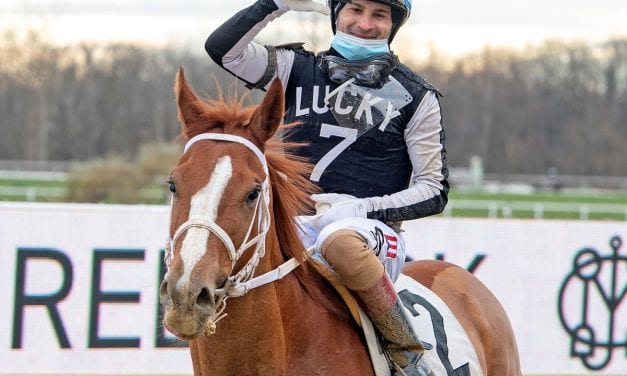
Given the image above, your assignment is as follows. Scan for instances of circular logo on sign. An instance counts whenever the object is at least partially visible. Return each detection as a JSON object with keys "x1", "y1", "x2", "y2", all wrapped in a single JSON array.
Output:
[{"x1": 558, "y1": 235, "x2": 626, "y2": 370}]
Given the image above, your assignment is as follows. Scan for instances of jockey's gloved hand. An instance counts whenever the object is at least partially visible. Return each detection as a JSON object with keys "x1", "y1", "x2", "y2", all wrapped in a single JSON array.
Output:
[
  {"x1": 273, "y1": 0, "x2": 330, "y2": 14},
  {"x1": 309, "y1": 193, "x2": 368, "y2": 231}
]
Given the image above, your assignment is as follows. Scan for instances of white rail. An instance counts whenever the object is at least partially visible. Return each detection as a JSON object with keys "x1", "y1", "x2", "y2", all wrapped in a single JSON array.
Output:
[{"x1": 443, "y1": 199, "x2": 627, "y2": 220}]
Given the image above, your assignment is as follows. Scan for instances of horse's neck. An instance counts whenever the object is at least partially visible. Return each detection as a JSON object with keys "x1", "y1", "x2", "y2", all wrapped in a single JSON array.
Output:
[
  {"x1": 189, "y1": 234, "x2": 374, "y2": 376},
  {"x1": 189, "y1": 250, "x2": 287, "y2": 374},
  {"x1": 265, "y1": 234, "x2": 375, "y2": 375}
]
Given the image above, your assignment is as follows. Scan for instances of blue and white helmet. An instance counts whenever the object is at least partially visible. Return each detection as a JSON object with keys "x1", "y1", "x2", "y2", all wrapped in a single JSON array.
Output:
[{"x1": 327, "y1": 0, "x2": 412, "y2": 42}]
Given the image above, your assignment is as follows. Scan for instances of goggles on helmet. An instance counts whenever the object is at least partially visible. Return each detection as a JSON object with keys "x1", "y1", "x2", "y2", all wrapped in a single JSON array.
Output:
[{"x1": 320, "y1": 53, "x2": 398, "y2": 88}]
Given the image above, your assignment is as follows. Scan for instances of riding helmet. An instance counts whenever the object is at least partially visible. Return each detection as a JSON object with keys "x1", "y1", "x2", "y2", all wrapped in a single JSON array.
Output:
[{"x1": 327, "y1": 0, "x2": 412, "y2": 42}]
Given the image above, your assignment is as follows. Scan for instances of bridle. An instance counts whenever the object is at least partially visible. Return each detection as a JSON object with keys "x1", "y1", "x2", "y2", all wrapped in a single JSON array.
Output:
[{"x1": 164, "y1": 133, "x2": 308, "y2": 333}]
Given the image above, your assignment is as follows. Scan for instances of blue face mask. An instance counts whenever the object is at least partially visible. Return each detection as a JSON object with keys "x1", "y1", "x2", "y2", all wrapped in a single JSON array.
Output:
[{"x1": 331, "y1": 31, "x2": 390, "y2": 61}]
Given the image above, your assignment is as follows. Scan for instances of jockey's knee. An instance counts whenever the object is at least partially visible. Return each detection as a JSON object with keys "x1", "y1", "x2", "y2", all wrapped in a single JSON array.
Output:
[{"x1": 320, "y1": 229, "x2": 384, "y2": 291}]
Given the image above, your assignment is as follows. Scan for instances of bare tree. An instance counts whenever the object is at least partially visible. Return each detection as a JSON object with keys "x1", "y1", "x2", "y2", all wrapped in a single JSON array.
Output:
[{"x1": 1, "y1": 31, "x2": 625, "y2": 177}]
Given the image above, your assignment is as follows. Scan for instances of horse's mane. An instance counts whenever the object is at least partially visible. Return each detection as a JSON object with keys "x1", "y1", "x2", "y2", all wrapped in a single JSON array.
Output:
[
  {"x1": 265, "y1": 130, "x2": 350, "y2": 318},
  {"x1": 185, "y1": 94, "x2": 350, "y2": 320}
]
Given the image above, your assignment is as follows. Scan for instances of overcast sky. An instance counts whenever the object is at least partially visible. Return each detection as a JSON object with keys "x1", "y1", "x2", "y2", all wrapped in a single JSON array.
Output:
[{"x1": 2, "y1": 0, "x2": 627, "y2": 57}]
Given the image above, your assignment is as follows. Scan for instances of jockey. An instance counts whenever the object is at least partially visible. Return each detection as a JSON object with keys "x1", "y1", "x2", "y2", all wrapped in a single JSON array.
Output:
[{"x1": 205, "y1": 0, "x2": 449, "y2": 374}]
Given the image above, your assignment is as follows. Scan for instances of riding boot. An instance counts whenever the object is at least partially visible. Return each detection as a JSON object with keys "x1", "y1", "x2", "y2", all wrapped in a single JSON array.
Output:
[{"x1": 354, "y1": 273, "x2": 432, "y2": 376}]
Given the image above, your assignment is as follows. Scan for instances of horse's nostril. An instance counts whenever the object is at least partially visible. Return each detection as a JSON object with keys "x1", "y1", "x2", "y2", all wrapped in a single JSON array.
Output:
[
  {"x1": 159, "y1": 280, "x2": 172, "y2": 305},
  {"x1": 196, "y1": 287, "x2": 212, "y2": 307}
]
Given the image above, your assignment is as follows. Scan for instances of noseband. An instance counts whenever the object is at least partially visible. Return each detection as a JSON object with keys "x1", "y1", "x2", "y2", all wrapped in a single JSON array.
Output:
[{"x1": 165, "y1": 133, "x2": 307, "y2": 332}]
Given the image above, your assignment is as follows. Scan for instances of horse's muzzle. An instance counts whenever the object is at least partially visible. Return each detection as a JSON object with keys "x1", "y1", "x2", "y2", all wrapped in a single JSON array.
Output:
[{"x1": 159, "y1": 278, "x2": 218, "y2": 339}]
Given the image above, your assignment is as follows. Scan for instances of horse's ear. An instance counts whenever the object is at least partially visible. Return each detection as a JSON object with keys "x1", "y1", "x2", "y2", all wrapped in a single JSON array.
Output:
[
  {"x1": 174, "y1": 67, "x2": 205, "y2": 137},
  {"x1": 249, "y1": 78, "x2": 284, "y2": 147}
]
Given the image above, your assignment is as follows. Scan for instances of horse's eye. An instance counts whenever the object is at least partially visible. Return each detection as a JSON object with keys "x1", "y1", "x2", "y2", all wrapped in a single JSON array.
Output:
[
  {"x1": 246, "y1": 187, "x2": 261, "y2": 203},
  {"x1": 167, "y1": 180, "x2": 176, "y2": 194}
]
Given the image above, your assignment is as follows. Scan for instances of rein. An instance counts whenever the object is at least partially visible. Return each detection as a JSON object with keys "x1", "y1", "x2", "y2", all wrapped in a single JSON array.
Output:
[{"x1": 164, "y1": 133, "x2": 310, "y2": 332}]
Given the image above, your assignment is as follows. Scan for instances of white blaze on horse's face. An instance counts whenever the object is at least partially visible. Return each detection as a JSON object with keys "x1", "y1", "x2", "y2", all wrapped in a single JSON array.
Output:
[{"x1": 177, "y1": 155, "x2": 232, "y2": 290}]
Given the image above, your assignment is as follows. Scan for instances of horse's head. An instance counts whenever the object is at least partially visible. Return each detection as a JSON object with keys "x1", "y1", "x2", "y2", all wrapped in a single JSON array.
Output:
[{"x1": 159, "y1": 68, "x2": 285, "y2": 340}]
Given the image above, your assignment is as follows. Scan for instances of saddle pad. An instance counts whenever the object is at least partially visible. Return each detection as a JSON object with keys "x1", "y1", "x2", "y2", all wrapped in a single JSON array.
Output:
[
  {"x1": 395, "y1": 274, "x2": 484, "y2": 376},
  {"x1": 308, "y1": 257, "x2": 483, "y2": 375}
]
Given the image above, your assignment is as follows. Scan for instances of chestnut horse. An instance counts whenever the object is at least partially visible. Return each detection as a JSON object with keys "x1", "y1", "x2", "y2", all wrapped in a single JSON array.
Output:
[{"x1": 159, "y1": 68, "x2": 521, "y2": 376}]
